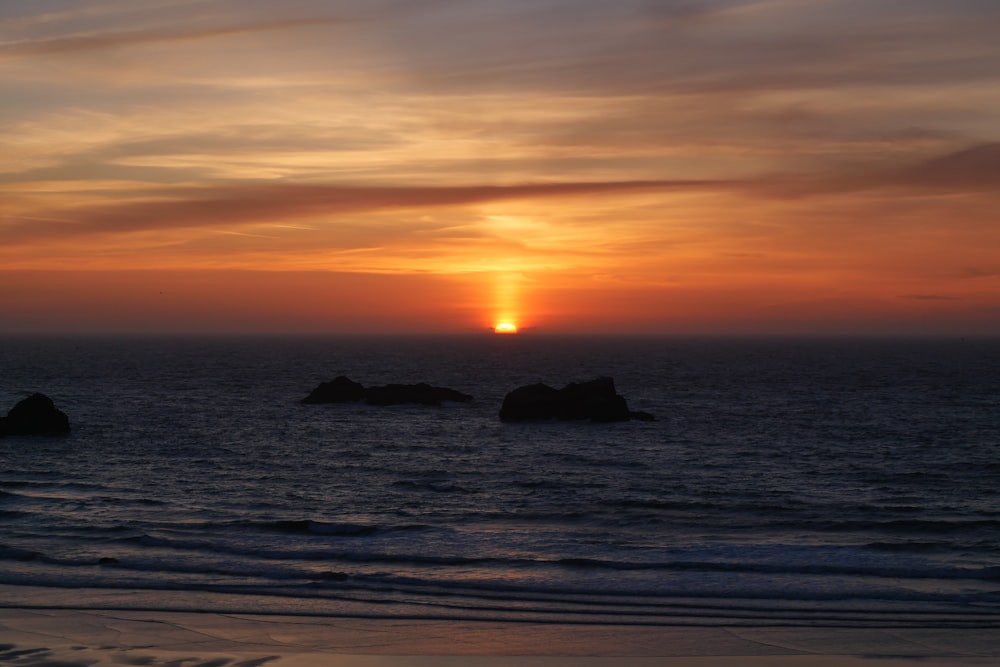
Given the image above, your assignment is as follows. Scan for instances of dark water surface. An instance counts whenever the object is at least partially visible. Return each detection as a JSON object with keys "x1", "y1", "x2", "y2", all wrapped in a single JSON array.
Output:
[{"x1": 1, "y1": 335, "x2": 999, "y2": 627}]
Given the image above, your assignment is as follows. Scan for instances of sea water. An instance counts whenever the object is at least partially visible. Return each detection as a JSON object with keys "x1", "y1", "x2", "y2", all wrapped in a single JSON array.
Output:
[{"x1": 1, "y1": 334, "x2": 999, "y2": 627}]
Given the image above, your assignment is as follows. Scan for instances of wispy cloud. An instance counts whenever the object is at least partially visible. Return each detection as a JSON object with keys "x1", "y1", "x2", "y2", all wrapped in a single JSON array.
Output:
[
  {"x1": 1, "y1": 179, "x2": 731, "y2": 243},
  {"x1": 884, "y1": 143, "x2": 1000, "y2": 192},
  {"x1": 0, "y1": 17, "x2": 350, "y2": 59},
  {"x1": 778, "y1": 143, "x2": 1000, "y2": 197},
  {"x1": 900, "y1": 294, "x2": 961, "y2": 301}
]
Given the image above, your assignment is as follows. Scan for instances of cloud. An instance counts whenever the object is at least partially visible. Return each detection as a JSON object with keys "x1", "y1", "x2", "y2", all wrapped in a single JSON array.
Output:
[
  {"x1": 885, "y1": 143, "x2": 1000, "y2": 192},
  {"x1": 356, "y1": 0, "x2": 1000, "y2": 99},
  {"x1": 899, "y1": 294, "x2": 961, "y2": 301},
  {"x1": 758, "y1": 143, "x2": 1000, "y2": 199},
  {"x1": 0, "y1": 17, "x2": 350, "y2": 59},
  {"x1": 1, "y1": 179, "x2": 731, "y2": 243},
  {"x1": 963, "y1": 267, "x2": 1000, "y2": 278}
]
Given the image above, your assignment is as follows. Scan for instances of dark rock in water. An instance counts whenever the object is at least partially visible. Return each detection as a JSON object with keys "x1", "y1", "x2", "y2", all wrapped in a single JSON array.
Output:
[
  {"x1": 558, "y1": 377, "x2": 630, "y2": 422},
  {"x1": 499, "y1": 376, "x2": 650, "y2": 422},
  {"x1": 497, "y1": 382, "x2": 561, "y2": 421},
  {"x1": 0, "y1": 393, "x2": 71, "y2": 436},
  {"x1": 98, "y1": 557, "x2": 119, "y2": 565},
  {"x1": 302, "y1": 377, "x2": 472, "y2": 406},
  {"x1": 364, "y1": 382, "x2": 473, "y2": 406},
  {"x1": 302, "y1": 376, "x2": 366, "y2": 404}
]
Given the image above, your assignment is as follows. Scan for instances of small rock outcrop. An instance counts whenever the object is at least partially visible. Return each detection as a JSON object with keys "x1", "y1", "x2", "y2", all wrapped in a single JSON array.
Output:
[
  {"x1": 364, "y1": 383, "x2": 473, "y2": 406},
  {"x1": 302, "y1": 376, "x2": 472, "y2": 406},
  {"x1": 0, "y1": 393, "x2": 71, "y2": 436},
  {"x1": 301, "y1": 376, "x2": 366, "y2": 404},
  {"x1": 499, "y1": 376, "x2": 653, "y2": 423}
]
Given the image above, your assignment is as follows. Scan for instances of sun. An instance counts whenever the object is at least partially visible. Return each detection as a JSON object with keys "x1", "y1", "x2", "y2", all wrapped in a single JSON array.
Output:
[{"x1": 494, "y1": 322, "x2": 518, "y2": 334}]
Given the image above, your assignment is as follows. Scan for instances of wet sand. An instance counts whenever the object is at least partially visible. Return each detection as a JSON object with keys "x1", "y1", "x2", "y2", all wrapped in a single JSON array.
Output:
[{"x1": 1, "y1": 609, "x2": 999, "y2": 667}]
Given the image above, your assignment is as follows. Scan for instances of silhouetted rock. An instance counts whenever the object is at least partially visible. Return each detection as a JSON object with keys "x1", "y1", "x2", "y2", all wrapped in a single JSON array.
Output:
[
  {"x1": 559, "y1": 377, "x2": 630, "y2": 422},
  {"x1": 499, "y1": 377, "x2": 651, "y2": 422},
  {"x1": 302, "y1": 377, "x2": 472, "y2": 406},
  {"x1": 0, "y1": 393, "x2": 71, "y2": 436},
  {"x1": 364, "y1": 383, "x2": 473, "y2": 406},
  {"x1": 302, "y1": 376, "x2": 366, "y2": 404},
  {"x1": 497, "y1": 383, "x2": 560, "y2": 421}
]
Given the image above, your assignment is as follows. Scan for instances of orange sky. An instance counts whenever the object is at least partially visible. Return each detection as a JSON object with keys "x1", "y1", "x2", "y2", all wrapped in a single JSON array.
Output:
[{"x1": 2, "y1": 1, "x2": 999, "y2": 334}]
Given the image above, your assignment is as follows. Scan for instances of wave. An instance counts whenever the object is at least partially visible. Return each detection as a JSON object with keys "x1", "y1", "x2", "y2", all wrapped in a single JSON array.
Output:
[
  {"x1": 0, "y1": 484, "x2": 165, "y2": 508},
  {"x1": 4, "y1": 543, "x2": 999, "y2": 607},
  {"x1": 391, "y1": 480, "x2": 476, "y2": 494},
  {"x1": 10, "y1": 529, "x2": 994, "y2": 586},
  {"x1": 111, "y1": 533, "x2": 502, "y2": 567},
  {"x1": 3, "y1": 559, "x2": 999, "y2": 631},
  {"x1": 865, "y1": 540, "x2": 1000, "y2": 554},
  {"x1": 223, "y1": 518, "x2": 433, "y2": 537},
  {"x1": 776, "y1": 518, "x2": 1000, "y2": 534},
  {"x1": 554, "y1": 556, "x2": 1000, "y2": 582},
  {"x1": 0, "y1": 545, "x2": 40, "y2": 561}
]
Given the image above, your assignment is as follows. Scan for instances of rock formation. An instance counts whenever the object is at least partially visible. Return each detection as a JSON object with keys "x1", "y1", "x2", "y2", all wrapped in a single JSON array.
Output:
[
  {"x1": 0, "y1": 393, "x2": 71, "y2": 436},
  {"x1": 499, "y1": 376, "x2": 653, "y2": 422},
  {"x1": 302, "y1": 376, "x2": 472, "y2": 406},
  {"x1": 301, "y1": 376, "x2": 366, "y2": 404},
  {"x1": 363, "y1": 383, "x2": 473, "y2": 406}
]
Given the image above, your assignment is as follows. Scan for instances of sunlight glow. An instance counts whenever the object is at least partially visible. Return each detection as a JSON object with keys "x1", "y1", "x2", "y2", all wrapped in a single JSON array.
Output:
[{"x1": 494, "y1": 322, "x2": 518, "y2": 334}]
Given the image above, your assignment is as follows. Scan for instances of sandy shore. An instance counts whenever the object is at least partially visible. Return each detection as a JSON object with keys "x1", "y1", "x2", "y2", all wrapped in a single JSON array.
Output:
[{"x1": 1, "y1": 608, "x2": 999, "y2": 667}]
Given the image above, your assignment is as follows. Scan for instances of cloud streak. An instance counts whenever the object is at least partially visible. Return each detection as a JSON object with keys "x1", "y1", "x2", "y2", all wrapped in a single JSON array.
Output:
[
  {"x1": 772, "y1": 143, "x2": 1000, "y2": 197},
  {"x1": 885, "y1": 143, "x2": 1000, "y2": 192},
  {"x1": 0, "y1": 17, "x2": 350, "y2": 59},
  {"x1": 2, "y1": 179, "x2": 731, "y2": 243}
]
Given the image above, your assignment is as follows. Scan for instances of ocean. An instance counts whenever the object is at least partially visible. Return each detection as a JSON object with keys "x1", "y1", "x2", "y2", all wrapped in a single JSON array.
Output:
[{"x1": 1, "y1": 334, "x2": 999, "y2": 628}]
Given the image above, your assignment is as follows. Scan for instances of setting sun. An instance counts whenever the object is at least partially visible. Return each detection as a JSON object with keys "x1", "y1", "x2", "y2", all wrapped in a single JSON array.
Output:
[{"x1": 494, "y1": 322, "x2": 518, "y2": 334}]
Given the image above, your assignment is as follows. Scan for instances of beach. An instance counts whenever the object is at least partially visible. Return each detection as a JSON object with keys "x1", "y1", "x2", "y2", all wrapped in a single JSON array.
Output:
[{"x1": 2, "y1": 607, "x2": 999, "y2": 666}]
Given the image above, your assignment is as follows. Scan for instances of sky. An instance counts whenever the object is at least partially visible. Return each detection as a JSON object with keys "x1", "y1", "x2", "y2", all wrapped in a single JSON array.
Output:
[{"x1": 1, "y1": 0, "x2": 999, "y2": 335}]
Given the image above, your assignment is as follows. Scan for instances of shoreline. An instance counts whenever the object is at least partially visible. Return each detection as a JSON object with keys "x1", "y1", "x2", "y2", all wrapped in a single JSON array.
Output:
[{"x1": 2, "y1": 608, "x2": 999, "y2": 667}]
